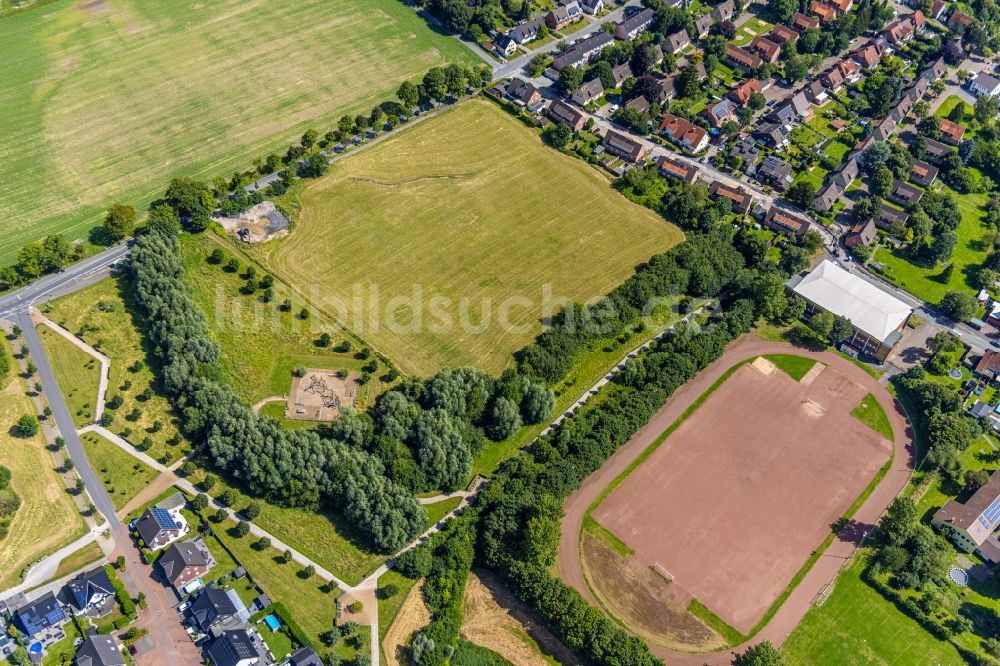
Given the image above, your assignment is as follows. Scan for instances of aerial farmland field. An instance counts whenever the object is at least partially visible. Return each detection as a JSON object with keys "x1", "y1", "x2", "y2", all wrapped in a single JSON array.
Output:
[
  {"x1": 258, "y1": 100, "x2": 683, "y2": 376},
  {"x1": 0, "y1": 0, "x2": 476, "y2": 264}
]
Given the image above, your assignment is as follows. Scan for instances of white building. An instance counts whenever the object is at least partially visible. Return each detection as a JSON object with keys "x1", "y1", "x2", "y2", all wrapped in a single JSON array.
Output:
[{"x1": 970, "y1": 73, "x2": 1000, "y2": 98}]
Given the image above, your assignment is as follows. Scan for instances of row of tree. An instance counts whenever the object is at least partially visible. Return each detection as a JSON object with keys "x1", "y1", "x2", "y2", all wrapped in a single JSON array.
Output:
[{"x1": 129, "y1": 223, "x2": 426, "y2": 553}]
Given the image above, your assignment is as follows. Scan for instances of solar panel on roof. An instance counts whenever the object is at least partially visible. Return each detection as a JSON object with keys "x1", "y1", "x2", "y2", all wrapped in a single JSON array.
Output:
[
  {"x1": 979, "y1": 495, "x2": 1000, "y2": 530},
  {"x1": 151, "y1": 507, "x2": 179, "y2": 530}
]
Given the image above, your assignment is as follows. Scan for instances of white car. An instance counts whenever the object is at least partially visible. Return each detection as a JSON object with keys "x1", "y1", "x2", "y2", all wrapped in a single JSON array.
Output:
[{"x1": 609, "y1": 104, "x2": 619, "y2": 113}]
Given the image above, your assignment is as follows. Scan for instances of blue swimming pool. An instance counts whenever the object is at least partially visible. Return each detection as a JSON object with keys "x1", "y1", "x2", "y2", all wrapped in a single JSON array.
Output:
[{"x1": 264, "y1": 613, "x2": 280, "y2": 631}]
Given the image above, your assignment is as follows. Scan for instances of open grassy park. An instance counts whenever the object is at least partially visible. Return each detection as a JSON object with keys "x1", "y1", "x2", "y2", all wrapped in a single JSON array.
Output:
[
  {"x1": 256, "y1": 100, "x2": 682, "y2": 376},
  {"x1": 0, "y1": 360, "x2": 88, "y2": 590},
  {"x1": 37, "y1": 324, "x2": 101, "y2": 428},
  {"x1": 47, "y1": 276, "x2": 194, "y2": 463},
  {"x1": 0, "y1": 0, "x2": 476, "y2": 264},
  {"x1": 80, "y1": 430, "x2": 159, "y2": 511}
]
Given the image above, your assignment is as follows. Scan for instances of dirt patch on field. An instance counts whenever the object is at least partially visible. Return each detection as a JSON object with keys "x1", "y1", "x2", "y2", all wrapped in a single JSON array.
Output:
[
  {"x1": 213, "y1": 201, "x2": 289, "y2": 244},
  {"x1": 582, "y1": 534, "x2": 724, "y2": 652},
  {"x1": 76, "y1": 0, "x2": 109, "y2": 14},
  {"x1": 462, "y1": 570, "x2": 582, "y2": 666},
  {"x1": 592, "y1": 362, "x2": 892, "y2": 635},
  {"x1": 383, "y1": 581, "x2": 431, "y2": 666}
]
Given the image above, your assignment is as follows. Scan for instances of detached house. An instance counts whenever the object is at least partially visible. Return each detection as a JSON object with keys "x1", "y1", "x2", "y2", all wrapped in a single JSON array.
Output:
[
  {"x1": 65, "y1": 567, "x2": 115, "y2": 616},
  {"x1": 923, "y1": 137, "x2": 953, "y2": 164},
  {"x1": 939, "y1": 117, "x2": 967, "y2": 145},
  {"x1": 187, "y1": 587, "x2": 250, "y2": 637},
  {"x1": 853, "y1": 45, "x2": 881, "y2": 69},
  {"x1": 845, "y1": 220, "x2": 877, "y2": 248},
  {"x1": 510, "y1": 18, "x2": 544, "y2": 44},
  {"x1": 504, "y1": 79, "x2": 541, "y2": 107},
  {"x1": 656, "y1": 156, "x2": 699, "y2": 184},
  {"x1": 76, "y1": 635, "x2": 126, "y2": 666},
  {"x1": 611, "y1": 63, "x2": 633, "y2": 88},
  {"x1": 548, "y1": 100, "x2": 587, "y2": 131},
  {"x1": 753, "y1": 122, "x2": 790, "y2": 148},
  {"x1": 877, "y1": 203, "x2": 909, "y2": 232},
  {"x1": 726, "y1": 44, "x2": 762, "y2": 70},
  {"x1": 616, "y1": 7, "x2": 655, "y2": 39},
  {"x1": 702, "y1": 98, "x2": 738, "y2": 127},
  {"x1": 770, "y1": 24, "x2": 800, "y2": 43},
  {"x1": 792, "y1": 12, "x2": 820, "y2": 31},
  {"x1": 133, "y1": 507, "x2": 187, "y2": 550},
  {"x1": 821, "y1": 66, "x2": 844, "y2": 91},
  {"x1": 873, "y1": 117, "x2": 896, "y2": 141},
  {"x1": 14, "y1": 592, "x2": 66, "y2": 640},
  {"x1": 910, "y1": 160, "x2": 939, "y2": 187},
  {"x1": 572, "y1": 79, "x2": 605, "y2": 105},
  {"x1": 159, "y1": 539, "x2": 213, "y2": 591},
  {"x1": 838, "y1": 58, "x2": 861, "y2": 84},
  {"x1": 694, "y1": 13, "x2": 714, "y2": 37},
  {"x1": 759, "y1": 155, "x2": 794, "y2": 191},
  {"x1": 659, "y1": 113, "x2": 710, "y2": 152},
  {"x1": 810, "y1": 1, "x2": 838, "y2": 22},
  {"x1": 667, "y1": 30, "x2": 691, "y2": 53},
  {"x1": 932, "y1": 471, "x2": 1000, "y2": 561},
  {"x1": 749, "y1": 36, "x2": 782, "y2": 64},
  {"x1": 971, "y1": 73, "x2": 1000, "y2": 98},
  {"x1": 204, "y1": 629, "x2": 263, "y2": 666},
  {"x1": 602, "y1": 130, "x2": 645, "y2": 162},
  {"x1": 813, "y1": 181, "x2": 844, "y2": 212},
  {"x1": 889, "y1": 179, "x2": 925, "y2": 207},
  {"x1": 728, "y1": 79, "x2": 763, "y2": 106},
  {"x1": 580, "y1": 0, "x2": 604, "y2": 14},
  {"x1": 709, "y1": 181, "x2": 753, "y2": 214},
  {"x1": 546, "y1": 2, "x2": 583, "y2": 30},
  {"x1": 950, "y1": 10, "x2": 975, "y2": 28},
  {"x1": 712, "y1": 0, "x2": 736, "y2": 23}
]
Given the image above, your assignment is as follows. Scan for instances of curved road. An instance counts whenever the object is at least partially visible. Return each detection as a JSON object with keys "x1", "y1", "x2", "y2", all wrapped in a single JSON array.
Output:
[{"x1": 557, "y1": 335, "x2": 916, "y2": 665}]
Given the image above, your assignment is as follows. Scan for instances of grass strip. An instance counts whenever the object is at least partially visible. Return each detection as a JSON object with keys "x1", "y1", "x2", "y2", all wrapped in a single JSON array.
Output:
[
  {"x1": 687, "y1": 599, "x2": 746, "y2": 646},
  {"x1": 851, "y1": 393, "x2": 894, "y2": 442},
  {"x1": 583, "y1": 515, "x2": 634, "y2": 558},
  {"x1": 762, "y1": 354, "x2": 816, "y2": 381}
]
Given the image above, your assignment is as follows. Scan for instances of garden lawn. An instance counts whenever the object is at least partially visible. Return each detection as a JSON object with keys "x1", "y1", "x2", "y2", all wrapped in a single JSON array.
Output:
[
  {"x1": 424, "y1": 497, "x2": 462, "y2": 527},
  {"x1": 935, "y1": 95, "x2": 972, "y2": 120},
  {"x1": 0, "y1": 366, "x2": 88, "y2": 589},
  {"x1": 180, "y1": 234, "x2": 383, "y2": 406},
  {"x1": 256, "y1": 99, "x2": 682, "y2": 376},
  {"x1": 81, "y1": 430, "x2": 160, "y2": 511},
  {"x1": 781, "y1": 552, "x2": 965, "y2": 665},
  {"x1": 37, "y1": 324, "x2": 100, "y2": 428},
  {"x1": 47, "y1": 276, "x2": 191, "y2": 464},
  {"x1": 210, "y1": 515, "x2": 338, "y2": 645},
  {"x1": 874, "y1": 189, "x2": 990, "y2": 303},
  {"x1": 0, "y1": 0, "x2": 475, "y2": 264}
]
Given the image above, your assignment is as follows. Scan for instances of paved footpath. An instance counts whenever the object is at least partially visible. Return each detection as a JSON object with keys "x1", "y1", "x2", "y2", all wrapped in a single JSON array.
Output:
[{"x1": 557, "y1": 335, "x2": 916, "y2": 664}]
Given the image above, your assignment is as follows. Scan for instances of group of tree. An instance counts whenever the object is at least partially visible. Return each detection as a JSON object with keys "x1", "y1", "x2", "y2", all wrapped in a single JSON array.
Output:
[
  {"x1": 0, "y1": 463, "x2": 20, "y2": 539},
  {"x1": 0, "y1": 233, "x2": 81, "y2": 292}
]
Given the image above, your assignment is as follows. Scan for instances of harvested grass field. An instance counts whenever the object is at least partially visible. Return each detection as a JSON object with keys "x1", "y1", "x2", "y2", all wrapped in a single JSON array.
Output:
[
  {"x1": 258, "y1": 100, "x2": 682, "y2": 376},
  {"x1": 382, "y1": 579, "x2": 431, "y2": 666},
  {"x1": 461, "y1": 570, "x2": 580, "y2": 666},
  {"x1": 0, "y1": 371, "x2": 88, "y2": 589},
  {"x1": 47, "y1": 276, "x2": 191, "y2": 463},
  {"x1": 0, "y1": 0, "x2": 475, "y2": 264},
  {"x1": 37, "y1": 324, "x2": 100, "y2": 428},
  {"x1": 180, "y1": 234, "x2": 382, "y2": 405},
  {"x1": 81, "y1": 430, "x2": 159, "y2": 511}
]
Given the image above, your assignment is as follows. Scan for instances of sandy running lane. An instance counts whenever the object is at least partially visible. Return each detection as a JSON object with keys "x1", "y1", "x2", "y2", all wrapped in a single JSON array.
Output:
[{"x1": 558, "y1": 335, "x2": 916, "y2": 665}]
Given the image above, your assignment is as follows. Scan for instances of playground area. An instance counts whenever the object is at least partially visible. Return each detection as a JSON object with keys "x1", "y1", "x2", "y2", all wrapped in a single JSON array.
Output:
[
  {"x1": 589, "y1": 360, "x2": 893, "y2": 636},
  {"x1": 285, "y1": 369, "x2": 359, "y2": 421}
]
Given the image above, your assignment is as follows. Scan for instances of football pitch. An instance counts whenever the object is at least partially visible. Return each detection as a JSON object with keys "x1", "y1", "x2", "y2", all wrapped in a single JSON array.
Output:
[
  {"x1": 259, "y1": 100, "x2": 683, "y2": 375},
  {"x1": 0, "y1": 0, "x2": 476, "y2": 264}
]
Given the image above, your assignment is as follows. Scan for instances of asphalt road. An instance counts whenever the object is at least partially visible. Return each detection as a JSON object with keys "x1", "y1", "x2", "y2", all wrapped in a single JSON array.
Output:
[
  {"x1": 14, "y1": 310, "x2": 122, "y2": 531},
  {"x1": 0, "y1": 242, "x2": 130, "y2": 319}
]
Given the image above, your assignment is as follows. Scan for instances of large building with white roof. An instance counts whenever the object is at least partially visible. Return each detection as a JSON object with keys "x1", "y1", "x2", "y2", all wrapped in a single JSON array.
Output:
[{"x1": 788, "y1": 260, "x2": 912, "y2": 362}]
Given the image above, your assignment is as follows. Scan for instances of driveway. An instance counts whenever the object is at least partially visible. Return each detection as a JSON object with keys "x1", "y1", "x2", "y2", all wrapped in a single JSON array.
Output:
[{"x1": 110, "y1": 528, "x2": 201, "y2": 666}]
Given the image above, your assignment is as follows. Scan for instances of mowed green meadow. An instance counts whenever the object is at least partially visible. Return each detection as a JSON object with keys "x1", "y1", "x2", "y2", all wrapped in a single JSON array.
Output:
[
  {"x1": 259, "y1": 100, "x2": 683, "y2": 375},
  {"x1": 0, "y1": 0, "x2": 476, "y2": 263}
]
